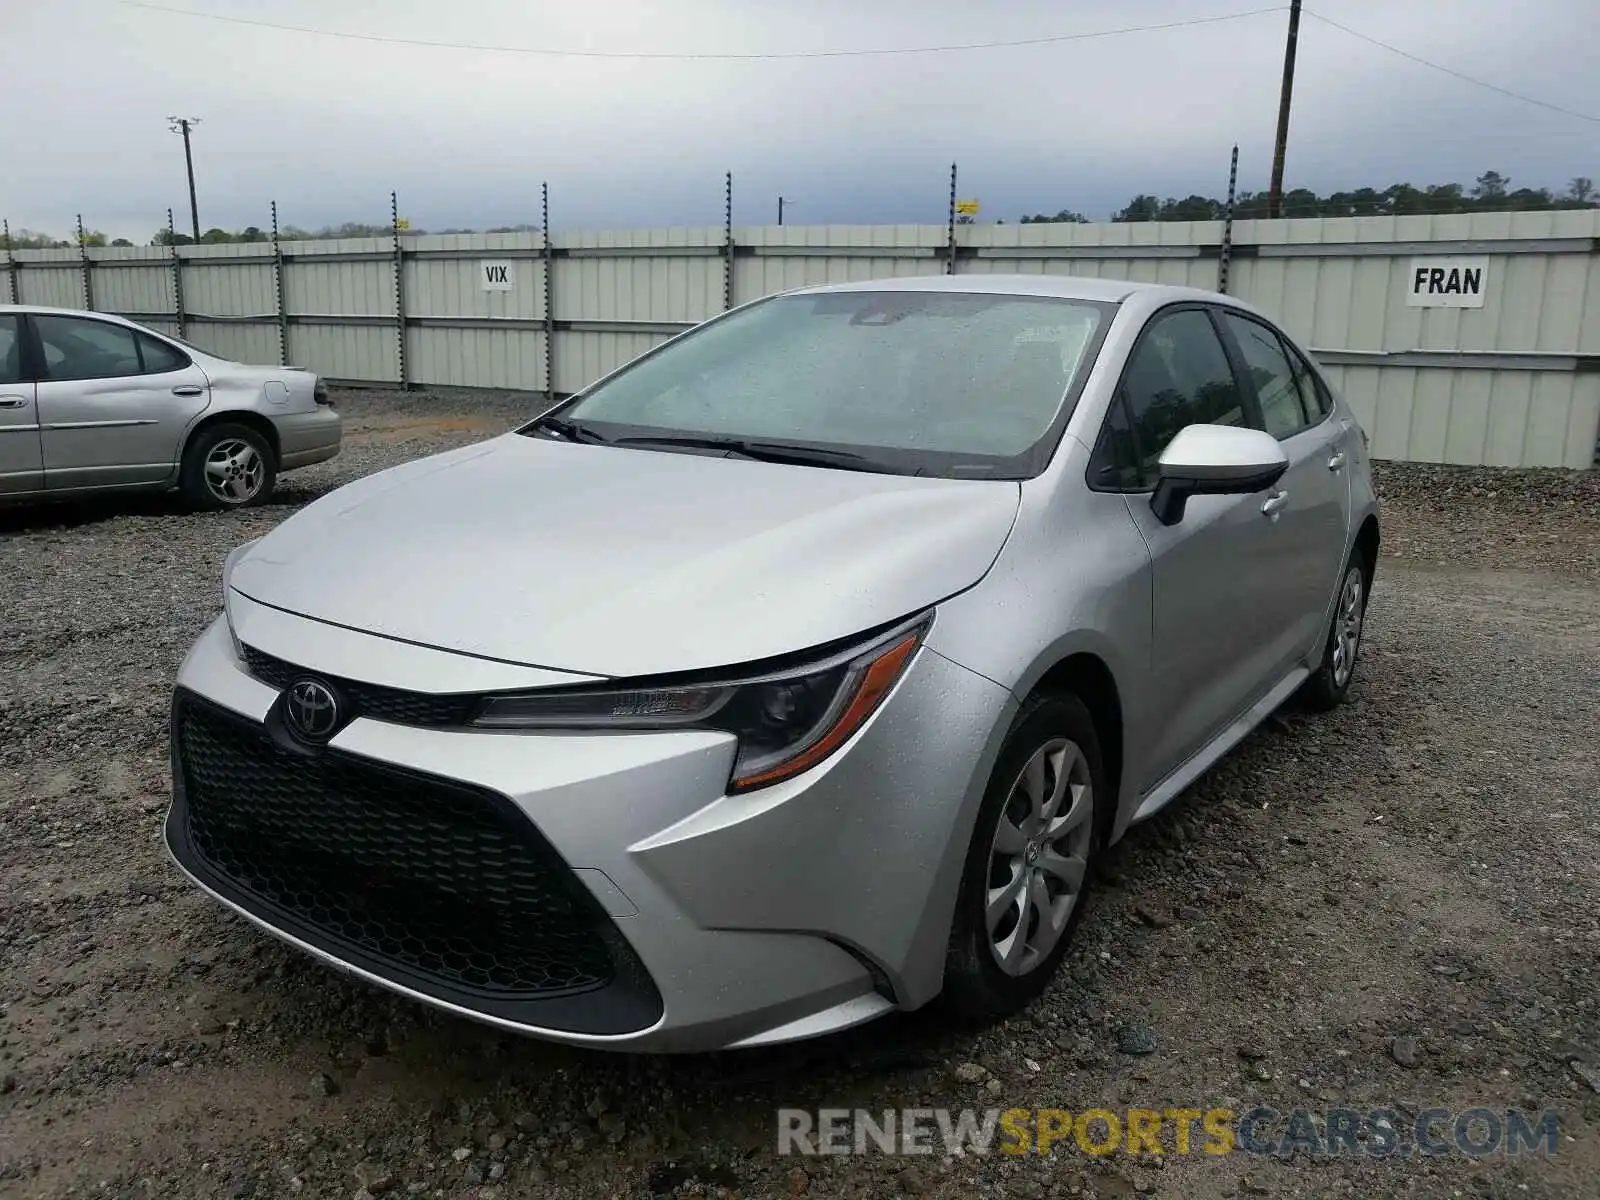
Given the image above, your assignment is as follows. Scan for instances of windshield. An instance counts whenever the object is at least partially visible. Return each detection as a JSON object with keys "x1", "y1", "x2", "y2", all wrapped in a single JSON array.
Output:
[{"x1": 537, "y1": 289, "x2": 1115, "y2": 478}]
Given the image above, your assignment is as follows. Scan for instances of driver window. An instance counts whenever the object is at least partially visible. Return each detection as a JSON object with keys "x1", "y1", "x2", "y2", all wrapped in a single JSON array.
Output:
[
  {"x1": 33, "y1": 315, "x2": 142, "y2": 382},
  {"x1": 1116, "y1": 308, "x2": 1246, "y2": 486}
]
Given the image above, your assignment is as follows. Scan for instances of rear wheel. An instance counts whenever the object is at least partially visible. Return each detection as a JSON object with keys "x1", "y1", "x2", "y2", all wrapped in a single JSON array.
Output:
[
  {"x1": 1298, "y1": 552, "x2": 1370, "y2": 711},
  {"x1": 179, "y1": 423, "x2": 276, "y2": 511},
  {"x1": 942, "y1": 691, "x2": 1104, "y2": 1021}
]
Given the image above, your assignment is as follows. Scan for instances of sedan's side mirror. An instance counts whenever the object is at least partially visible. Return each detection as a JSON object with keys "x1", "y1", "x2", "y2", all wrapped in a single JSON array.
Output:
[{"x1": 1150, "y1": 424, "x2": 1289, "y2": 526}]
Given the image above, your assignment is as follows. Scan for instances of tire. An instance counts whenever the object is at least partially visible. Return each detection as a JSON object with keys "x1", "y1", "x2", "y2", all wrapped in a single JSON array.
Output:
[
  {"x1": 1298, "y1": 549, "x2": 1371, "y2": 712},
  {"x1": 942, "y1": 690, "x2": 1106, "y2": 1022},
  {"x1": 179, "y1": 422, "x2": 277, "y2": 511}
]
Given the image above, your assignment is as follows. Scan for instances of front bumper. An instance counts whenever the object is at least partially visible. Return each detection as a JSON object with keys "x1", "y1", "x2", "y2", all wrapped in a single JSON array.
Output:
[{"x1": 165, "y1": 608, "x2": 1014, "y2": 1052}]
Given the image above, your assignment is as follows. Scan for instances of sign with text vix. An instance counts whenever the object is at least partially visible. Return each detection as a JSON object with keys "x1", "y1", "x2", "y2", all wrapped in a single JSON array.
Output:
[
  {"x1": 1407, "y1": 257, "x2": 1489, "y2": 308},
  {"x1": 479, "y1": 260, "x2": 515, "y2": 292}
]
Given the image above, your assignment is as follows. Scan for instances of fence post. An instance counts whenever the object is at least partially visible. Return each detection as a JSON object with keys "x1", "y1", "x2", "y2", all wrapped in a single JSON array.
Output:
[
  {"x1": 271, "y1": 201, "x2": 288, "y2": 366},
  {"x1": 723, "y1": 171, "x2": 734, "y2": 311},
  {"x1": 391, "y1": 190, "x2": 408, "y2": 389},
  {"x1": 2, "y1": 220, "x2": 17, "y2": 305},
  {"x1": 77, "y1": 214, "x2": 95, "y2": 311},
  {"x1": 1218, "y1": 144, "x2": 1240, "y2": 295},
  {"x1": 945, "y1": 162, "x2": 958, "y2": 275},
  {"x1": 167, "y1": 208, "x2": 186, "y2": 339},
  {"x1": 542, "y1": 181, "x2": 555, "y2": 404}
]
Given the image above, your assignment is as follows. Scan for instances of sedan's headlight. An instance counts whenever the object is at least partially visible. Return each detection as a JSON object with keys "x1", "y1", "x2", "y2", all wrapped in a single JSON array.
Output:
[{"x1": 472, "y1": 614, "x2": 931, "y2": 792}]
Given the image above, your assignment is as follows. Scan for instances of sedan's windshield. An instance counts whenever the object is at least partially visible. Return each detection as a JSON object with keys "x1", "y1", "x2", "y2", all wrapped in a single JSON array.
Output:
[{"x1": 536, "y1": 290, "x2": 1115, "y2": 478}]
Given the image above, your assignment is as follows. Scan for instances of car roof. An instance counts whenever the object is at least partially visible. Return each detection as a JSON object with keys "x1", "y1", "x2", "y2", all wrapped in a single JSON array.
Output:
[
  {"x1": 782, "y1": 273, "x2": 1227, "y2": 306},
  {"x1": 0, "y1": 303, "x2": 147, "y2": 322},
  {"x1": 0, "y1": 304, "x2": 243, "y2": 365}
]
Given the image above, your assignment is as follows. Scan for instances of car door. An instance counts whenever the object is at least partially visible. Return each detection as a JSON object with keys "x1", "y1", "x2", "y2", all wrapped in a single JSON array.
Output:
[
  {"x1": 1214, "y1": 308, "x2": 1352, "y2": 668},
  {"x1": 29, "y1": 313, "x2": 211, "y2": 491},
  {"x1": 1087, "y1": 305, "x2": 1300, "y2": 793},
  {"x1": 0, "y1": 314, "x2": 43, "y2": 494}
]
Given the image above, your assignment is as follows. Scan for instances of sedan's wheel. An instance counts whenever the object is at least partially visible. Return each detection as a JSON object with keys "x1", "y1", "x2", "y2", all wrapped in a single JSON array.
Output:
[
  {"x1": 179, "y1": 423, "x2": 277, "y2": 511},
  {"x1": 943, "y1": 691, "x2": 1104, "y2": 1021},
  {"x1": 985, "y1": 737, "x2": 1093, "y2": 976},
  {"x1": 1298, "y1": 552, "x2": 1370, "y2": 712}
]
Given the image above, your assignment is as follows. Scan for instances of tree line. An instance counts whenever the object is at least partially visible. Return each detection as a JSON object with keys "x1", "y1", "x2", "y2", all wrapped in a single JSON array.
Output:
[
  {"x1": 6, "y1": 172, "x2": 1596, "y2": 247},
  {"x1": 149, "y1": 221, "x2": 542, "y2": 245},
  {"x1": 1019, "y1": 172, "x2": 1598, "y2": 224}
]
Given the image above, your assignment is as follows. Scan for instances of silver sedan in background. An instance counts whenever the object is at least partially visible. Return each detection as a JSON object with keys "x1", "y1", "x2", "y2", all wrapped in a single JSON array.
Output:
[{"x1": 0, "y1": 304, "x2": 341, "y2": 509}]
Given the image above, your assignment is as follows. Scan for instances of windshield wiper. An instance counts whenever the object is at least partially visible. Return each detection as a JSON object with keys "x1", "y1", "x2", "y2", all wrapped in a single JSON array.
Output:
[
  {"x1": 610, "y1": 434, "x2": 892, "y2": 473},
  {"x1": 529, "y1": 415, "x2": 610, "y2": 444}
]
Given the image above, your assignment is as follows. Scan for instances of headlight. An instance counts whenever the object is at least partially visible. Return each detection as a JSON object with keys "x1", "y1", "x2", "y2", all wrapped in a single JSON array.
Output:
[{"x1": 472, "y1": 614, "x2": 931, "y2": 792}]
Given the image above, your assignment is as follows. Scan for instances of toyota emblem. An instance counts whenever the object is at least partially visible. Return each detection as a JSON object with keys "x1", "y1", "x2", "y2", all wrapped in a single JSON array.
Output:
[{"x1": 284, "y1": 679, "x2": 341, "y2": 740}]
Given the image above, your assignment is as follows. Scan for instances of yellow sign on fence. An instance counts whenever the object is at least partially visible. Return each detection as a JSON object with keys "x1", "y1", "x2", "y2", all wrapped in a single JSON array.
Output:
[{"x1": 955, "y1": 199, "x2": 980, "y2": 216}]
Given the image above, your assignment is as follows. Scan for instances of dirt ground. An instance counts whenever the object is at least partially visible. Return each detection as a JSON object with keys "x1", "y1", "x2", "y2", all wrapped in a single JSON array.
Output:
[{"x1": 1, "y1": 390, "x2": 1596, "y2": 1200}]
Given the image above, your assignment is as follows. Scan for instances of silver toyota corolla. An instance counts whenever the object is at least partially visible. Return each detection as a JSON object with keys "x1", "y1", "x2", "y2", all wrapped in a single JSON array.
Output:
[
  {"x1": 0, "y1": 305, "x2": 341, "y2": 509},
  {"x1": 166, "y1": 275, "x2": 1378, "y2": 1052}
]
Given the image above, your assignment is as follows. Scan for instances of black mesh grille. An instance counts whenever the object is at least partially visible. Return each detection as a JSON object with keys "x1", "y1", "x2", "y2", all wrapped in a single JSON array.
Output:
[
  {"x1": 240, "y1": 644, "x2": 477, "y2": 728},
  {"x1": 175, "y1": 694, "x2": 617, "y2": 998}
]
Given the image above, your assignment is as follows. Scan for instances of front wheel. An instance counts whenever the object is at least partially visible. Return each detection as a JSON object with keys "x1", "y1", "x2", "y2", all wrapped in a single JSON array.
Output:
[
  {"x1": 1298, "y1": 554, "x2": 1370, "y2": 711},
  {"x1": 179, "y1": 423, "x2": 277, "y2": 511},
  {"x1": 941, "y1": 691, "x2": 1104, "y2": 1021}
]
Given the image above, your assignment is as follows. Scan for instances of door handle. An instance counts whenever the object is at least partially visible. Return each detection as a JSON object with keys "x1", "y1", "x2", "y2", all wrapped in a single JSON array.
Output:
[
  {"x1": 1261, "y1": 490, "x2": 1290, "y2": 519},
  {"x1": 0, "y1": 396, "x2": 27, "y2": 409},
  {"x1": 1327, "y1": 452, "x2": 1346, "y2": 471},
  {"x1": 171, "y1": 385, "x2": 205, "y2": 397}
]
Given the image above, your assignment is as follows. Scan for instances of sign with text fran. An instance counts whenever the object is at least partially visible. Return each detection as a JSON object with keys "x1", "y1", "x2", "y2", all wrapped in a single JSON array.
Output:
[
  {"x1": 1407, "y1": 257, "x2": 1488, "y2": 308},
  {"x1": 479, "y1": 260, "x2": 515, "y2": 292}
]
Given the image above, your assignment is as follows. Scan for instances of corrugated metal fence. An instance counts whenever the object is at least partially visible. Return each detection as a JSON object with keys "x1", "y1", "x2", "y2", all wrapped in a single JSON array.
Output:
[{"x1": 5, "y1": 211, "x2": 1598, "y2": 468}]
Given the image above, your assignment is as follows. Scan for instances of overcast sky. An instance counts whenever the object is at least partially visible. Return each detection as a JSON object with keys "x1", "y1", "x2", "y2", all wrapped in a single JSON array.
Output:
[{"x1": 3, "y1": 0, "x2": 1597, "y2": 242}]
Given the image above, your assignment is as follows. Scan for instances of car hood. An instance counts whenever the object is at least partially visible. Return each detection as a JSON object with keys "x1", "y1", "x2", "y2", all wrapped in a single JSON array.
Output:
[{"x1": 229, "y1": 433, "x2": 1022, "y2": 677}]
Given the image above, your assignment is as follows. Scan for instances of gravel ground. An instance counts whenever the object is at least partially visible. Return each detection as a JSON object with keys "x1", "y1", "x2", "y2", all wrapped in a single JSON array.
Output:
[{"x1": 2, "y1": 389, "x2": 1597, "y2": 1200}]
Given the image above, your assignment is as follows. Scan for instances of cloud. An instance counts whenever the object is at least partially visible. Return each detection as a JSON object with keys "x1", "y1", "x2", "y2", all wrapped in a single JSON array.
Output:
[{"x1": 2, "y1": 0, "x2": 1595, "y2": 242}]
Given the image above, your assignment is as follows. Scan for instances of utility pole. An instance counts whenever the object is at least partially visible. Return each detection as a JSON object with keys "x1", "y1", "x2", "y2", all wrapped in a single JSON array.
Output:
[
  {"x1": 168, "y1": 116, "x2": 202, "y2": 241},
  {"x1": 1267, "y1": 0, "x2": 1301, "y2": 219},
  {"x1": 777, "y1": 196, "x2": 791, "y2": 225}
]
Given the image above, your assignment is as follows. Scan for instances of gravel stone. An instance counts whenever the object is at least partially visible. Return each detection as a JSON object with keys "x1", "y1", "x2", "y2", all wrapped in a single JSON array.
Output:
[
  {"x1": 1118, "y1": 1026, "x2": 1157, "y2": 1056},
  {"x1": 1, "y1": 388, "x2": 1596, "y2": 1197},
  {"x1": 1390, "y1": 1036, "x2": 1424, "y2": 1069}
]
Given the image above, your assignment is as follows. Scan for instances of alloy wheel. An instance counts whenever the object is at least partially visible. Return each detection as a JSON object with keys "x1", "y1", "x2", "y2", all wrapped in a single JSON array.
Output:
[
  {"x1": 1330, "y1": 566, "x2": 1365, "y2": 688},
  {"x1": 984, "y1": 736, "x2": 1094, "y2": 977},
  {"x1": 204, "y1": 439, "x2": 265, "y2": 505}
]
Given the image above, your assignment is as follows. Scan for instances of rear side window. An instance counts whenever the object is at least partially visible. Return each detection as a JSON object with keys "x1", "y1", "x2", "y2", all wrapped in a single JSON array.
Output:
[
  {"x1": 0, "y1": 316, "x2": 21, "y2": 385},
  {"x1": 33, "y1": 314, "x2": 142, "y2": 381},
  {"x1": 138, "y1": 333, "x2": 189, "y2": 374},
  {"x1": 1093, "y1": 308, "x2": 1246, "y2": 489},
  {"x1": 1221, "y1": 311, "x2": 1313, "y2": 438}
]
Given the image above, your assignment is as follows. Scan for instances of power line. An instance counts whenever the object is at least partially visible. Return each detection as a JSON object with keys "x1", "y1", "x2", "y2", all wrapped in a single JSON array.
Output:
[
  {"x1": 114, "y1": 1, "x2": 1286, "y2": 60},
  {"x1": 1303, "y1": 8, "x2": 1600, "y2": 126}
]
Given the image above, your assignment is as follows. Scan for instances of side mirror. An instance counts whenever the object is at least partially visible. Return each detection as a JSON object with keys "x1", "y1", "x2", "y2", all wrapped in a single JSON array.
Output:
[{"x1": 1150, "y1": 424, "x2": 1288, "y2": 526}]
